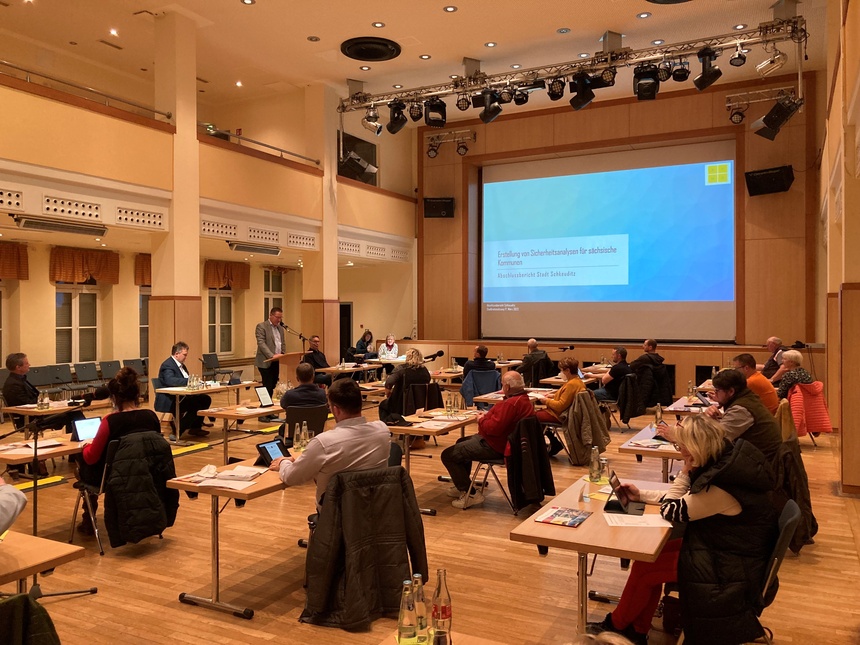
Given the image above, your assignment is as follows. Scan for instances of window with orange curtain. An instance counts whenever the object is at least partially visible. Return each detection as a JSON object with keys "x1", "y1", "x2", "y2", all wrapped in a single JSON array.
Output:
[
  {"x1": 55, "y1": 280, "x2": 99, "y2": 364},
  {"x1": 207, "y1": 287, "x2": 233, "y2": 356}
]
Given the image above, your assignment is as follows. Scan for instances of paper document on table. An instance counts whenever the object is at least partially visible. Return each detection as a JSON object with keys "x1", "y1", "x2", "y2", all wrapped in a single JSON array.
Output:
[
  {"x1": 197, "y1": 479, "x2": 257, "y2": 490},
  {"x1": 215, "y1": 465, "x2": 267, "y2": 481},
  {"x1": 23, "y1": 439, "x2": 62, "y2": 448},
  {"x1": 415, "y1": 420, "x2": 455, "y2": 430},
  {"x1": 235, "y1": 406, "x2": 262, "y2": 414},
  {"x1": 603, "y1": 513, "x2": 672, "y2": 528},
  {"x1": 657, "y1": 443, "x2": 679, "y2": 451},
  {"x1": 629, "y1": 439, "x2": 667, "y2": 448}
]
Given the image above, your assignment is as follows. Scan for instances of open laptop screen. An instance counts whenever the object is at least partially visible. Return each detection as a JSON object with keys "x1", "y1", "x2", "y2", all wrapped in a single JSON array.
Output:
[{"x1": 72, "y1": 417, "x2": 101, "y2": 442}]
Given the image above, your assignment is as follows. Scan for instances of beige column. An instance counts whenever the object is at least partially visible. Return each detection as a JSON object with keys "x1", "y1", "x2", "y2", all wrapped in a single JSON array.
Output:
[
  {"x1": 839, "y1": 123, "x2": 860, "y2": 492},
  {"x1": 149, "y1": 11, "x2": 203, "y2": 371},
  {"x1": 301, "y1": 85, "x2": 340, "y2": 364}
]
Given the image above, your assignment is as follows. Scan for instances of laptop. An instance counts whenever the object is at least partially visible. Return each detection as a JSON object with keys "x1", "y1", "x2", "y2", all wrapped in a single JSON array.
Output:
[
  {"x1": 604, "y1": 470, "x2": 646, "y2": 516},
  {"x1": 72, "y1": 417, "x2": 101, "y2": 442},
  {"x1": 255, "y1": 386, "x2": 275, "y2": 408}
]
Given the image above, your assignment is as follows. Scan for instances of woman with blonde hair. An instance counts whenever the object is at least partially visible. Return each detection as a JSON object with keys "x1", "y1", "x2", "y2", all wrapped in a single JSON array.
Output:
[
  {"x1": 534, "y1": 356, "x2": 585, "y2": 454},
  {"x1": 378, "y1": 333, "x2": 399, "y2": 375},
  {"x1": 775, "y1": 349, "x2": 813, "y2": 399},
  {"x1": 383, "y1": 348, "x2": 432, "y2": 444},
  {"x1": 588, "y1": 415, "x2": 777, "y2": 645}
]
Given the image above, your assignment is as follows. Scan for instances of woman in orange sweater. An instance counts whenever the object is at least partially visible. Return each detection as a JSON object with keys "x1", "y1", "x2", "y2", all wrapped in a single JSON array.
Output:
[{"x1": 535, "y1": 357, "x2": 585, "y2": 455}]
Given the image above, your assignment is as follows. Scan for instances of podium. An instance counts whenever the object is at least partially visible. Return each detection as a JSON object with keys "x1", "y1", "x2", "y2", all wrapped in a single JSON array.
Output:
[{"x1": 265, "y1": 352, "x2": 306, "y2": 383}]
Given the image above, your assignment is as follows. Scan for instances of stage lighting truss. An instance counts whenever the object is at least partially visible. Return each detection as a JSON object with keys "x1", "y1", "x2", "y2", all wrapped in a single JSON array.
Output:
[
  {"x1": 725, "y1": 86, "x2": 799, "y2": 127},
  {"x1": 425, "y1": 129, "x2": 476, "y2": 158},
  {"x1": 339, "y1": 16, "x2": 808, "y2": 121}
]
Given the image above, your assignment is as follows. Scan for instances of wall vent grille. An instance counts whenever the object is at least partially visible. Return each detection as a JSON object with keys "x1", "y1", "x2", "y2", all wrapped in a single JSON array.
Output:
[
  {"x1": 116, "y1": 207, "x2": 165, "y2": 229},
  {"x1": 43, "y1": 195, "x2": 101, "y2": 220},
  {"x1": 288, "y1": 233, "x2": 317, "y2": 250},
  {"x1": 0, "y1": 187, "x2": 24, "y2": 212},
  {"x1": 248, "y1": 227, "x2": 279, "y2": 244},
  {"x1": 338, "y1": 240, "x2": 361, "y2": 256},
  {"x1": 201, "y1": 220, "x2": 238, "y2": 238}
]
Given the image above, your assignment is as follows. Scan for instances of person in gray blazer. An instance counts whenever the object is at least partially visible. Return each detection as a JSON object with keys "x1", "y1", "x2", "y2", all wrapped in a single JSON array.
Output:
[{"x1": 255, "y1": 306, "x2": 287, "y2": 398}]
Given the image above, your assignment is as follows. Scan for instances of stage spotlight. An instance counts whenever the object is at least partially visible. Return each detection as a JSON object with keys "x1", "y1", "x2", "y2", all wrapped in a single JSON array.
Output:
[
  {"x1": 499, "y1": 85, "x2": 514, "y2": 104},
  {"x1": 601, "y1": 67, "x2": 617, "y2": 84},
  {"x1": 424, "y1": 97, "x2": 447, "y2": 128},
  {"x1": 672, "y1": 60, "x2": 691, "y2": 82},
  {"x1": 426, "y1": 143, "x2": 440, "y2": 158},
  {"x1": 456, "y1": 142, "x2": 468, "y2": 156},
  {"x1": 568, "y1": 74, "x2": 595, "y2": 111},
  {"x1": 633, "y1": 64, "x2": 660, "y2": 100},
  {"x1": 455, "y1": 93, "x2": 471, "y2": 111},
  {"x1": 479, "y1": 89, "x2": 502, "y2": 124},
  {"x1": 513, "y1": 89, "x2": 529, "y2": 105},
  {"x1": 729, "y1": 107, "x2": 746, "y2": 124},
  {"x1": 547, "y1": 77, "x2": 566, "y2": 101},
  {"x1": 756, "y1": 48, "x2": 787, "y2": 78},
  {"x1": 656, "y1": 61, "x2": 673, "y2": 82},
  {"x1": 693, "y1": 46, "x2": 722, "y2": 91},
  {"x1": 361, "y1": 105, "x2": 383, "y2": 136},
  {"x1": 386, "y1": 100, "x2": 408, "y2": 134},
  {"x1": 408, "y1": 101, "x2": 423, "y2": 122},
  {"x1": 341, "y1": 151, "x2": 378, "y2": 175},
  {"x1": 729, "y1": 44, "x2": 747, "y2": 67},
  {"x1": 752, "y1": 95, "x2": 803, "y2": 141}
]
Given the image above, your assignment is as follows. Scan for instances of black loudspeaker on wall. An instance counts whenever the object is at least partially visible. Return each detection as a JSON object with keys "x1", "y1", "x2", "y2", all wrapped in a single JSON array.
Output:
[
  {"x1": 744, "y1": 165, "x2": 795, "y2": 196},
  {"x1": 423, "y1": 197, "x2": 455, "y2": 218}
]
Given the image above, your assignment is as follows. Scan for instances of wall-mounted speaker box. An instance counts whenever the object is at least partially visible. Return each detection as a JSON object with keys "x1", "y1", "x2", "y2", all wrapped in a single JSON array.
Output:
[
  {"x1": 744, "y1": 165, "x2": 795, "y2": 196},
  {"x1": 423, "y1": 197, "x2": 455, "y2": 218}
]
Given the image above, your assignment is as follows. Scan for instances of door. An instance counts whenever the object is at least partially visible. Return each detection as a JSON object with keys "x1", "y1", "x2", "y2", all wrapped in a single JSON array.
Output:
[{"x1": 339, "y1": 302, "x2": 353, "y2": 361}]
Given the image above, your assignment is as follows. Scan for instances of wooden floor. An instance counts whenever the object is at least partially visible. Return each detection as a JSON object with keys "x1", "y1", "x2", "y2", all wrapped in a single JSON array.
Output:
[{"x1": 2, "y1": 396, "x2": 859, "y2": 644}]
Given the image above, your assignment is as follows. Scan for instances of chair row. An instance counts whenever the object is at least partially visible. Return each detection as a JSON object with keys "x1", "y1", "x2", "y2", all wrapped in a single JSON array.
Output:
[{"x1": 25, "y1": 359, "x2": 150, "y2": 397}]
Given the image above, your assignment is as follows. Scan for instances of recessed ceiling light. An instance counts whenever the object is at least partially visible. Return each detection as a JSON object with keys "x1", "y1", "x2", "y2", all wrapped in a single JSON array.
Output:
[
  {"x1": 109, "y1": 28, "x2": 118, "y2": 37},
  {"x1": 393, "y1": 84, "x2": 403, "y2": 89},
  {"x1": 652, "y1": 39, "x2": 664, "y2": 46},
  {"x1": 443, "y1": 6, "x2": 457, "y2": 12},
  {"x1": 734, "y1": 24, "x2": 747, "y2": 30},
  {"x1": 637, "y1": 12, "x2": 651, "y2": 19},
  {"x1": 95, "y1": 238, "x2": 101, "y2": 242},
  {"x1": 419, "y1": 54, "x2": 431, "y2": 59},
  {"x1": 199, "y1": 90, "x2": 205, "y2": 93},
  {"x1": 741, "y1": 47, "x2": 751, "y2": 53},
  {"x1": 236, "y1": 80, "x2": 243, "y2": 87},
  {"x1": 140, "y1": 67, "x2": 148, "y2": 72},
  {"x1": 100, "y1": 243, "x2": 107, "y2": 247},
  {"x1": 240, "y1": 0, "x2": 255, "y2": 4},
  {"x1": 371, "y1": 22, "x2": 385, "y2": 28},
  {"x1": 485, "y1": 42, "x2": 497, "y2": 48},
  {"x1": 511, "y1": 64, "x2": 522, "y2": 69},
  {"x1": 557, "y1": 27, "x2": 571, "y2": 34},
  {"x1": 360, "y1": 65, "x2": 371, "y2": 71},
  {"x1": 307, "y1": 35, "x2": 320, "y2": 42},
  {"x1": 69, "y1": 41, "x2": 77, "y2": 46},
  {"x1": 579, "y1": 53, "x2": 589, "y2": 59},
  {"x1": 450, "y1": 74, "x2": 459, "y2": 79}
]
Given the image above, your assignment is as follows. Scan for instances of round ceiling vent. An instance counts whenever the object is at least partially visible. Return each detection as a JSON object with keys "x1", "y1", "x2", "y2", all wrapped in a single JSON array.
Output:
[{"x1": 340, "y1": 37, "x2": 402, "y2": 62}]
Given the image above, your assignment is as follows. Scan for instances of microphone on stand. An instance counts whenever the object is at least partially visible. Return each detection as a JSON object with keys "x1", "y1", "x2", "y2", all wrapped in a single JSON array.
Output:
[
  {"x1": 423, "y1": 350, "x2": 445, "y2": 363},
  {"x1": 73, "y1": 386, "x2": 110, "y2": 407},
  {"x1": 791, "y1": 340, "x2": 806, "y2": 349},
  {"x1": 557, "y1": 344, "x2": 575, "y2": 351}
]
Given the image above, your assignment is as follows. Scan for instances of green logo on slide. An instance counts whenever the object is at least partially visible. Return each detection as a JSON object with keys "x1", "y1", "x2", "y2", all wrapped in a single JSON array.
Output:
[{"x1": 705, "y1": 163, "x2": 730, "y2": 185}]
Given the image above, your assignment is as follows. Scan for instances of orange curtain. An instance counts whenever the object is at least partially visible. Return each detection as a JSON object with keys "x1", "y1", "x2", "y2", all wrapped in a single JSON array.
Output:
[
  {"x1": 0, "y1": 241, "x2": 29, "y2": 279},
  {"x1": 203, "y1": 260, "x2": 250, "y2": 289},
  {"x1": 49, "y1": 246, "x2": 120, "y2": 284},
  {"x1": 134, "y1": 253, "x2": 151, "y2": 286}
]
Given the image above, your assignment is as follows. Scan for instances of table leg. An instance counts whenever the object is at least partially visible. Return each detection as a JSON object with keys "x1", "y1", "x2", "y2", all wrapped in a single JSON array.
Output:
[
  {"x1": 577, "y1": 552, "x2": 588, "y2": 634},
  {"x1": 17, "y1": 577, "x2": 27, "y2": 594},
  {"x1": 403, "y1": 433, "x2": 411, "y2": 472},
  {"x1": 662, "y1": 458, "x2": 669, "y2": 483},
  {"x1": 222, "y1": 419, "x2": 230, "y2": 465},
  {"x1": 175, "y1": 395, "x2": 182, "y2": 437},
  {"x1": 178, "y1": 495, "x2": 254, "y2": 619}
]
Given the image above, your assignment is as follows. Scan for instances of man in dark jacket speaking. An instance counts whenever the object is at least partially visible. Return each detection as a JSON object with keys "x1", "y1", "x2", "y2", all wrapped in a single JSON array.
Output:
[
  {"x1": 441, "y1": 371, "x2": 534, "y2": 509},
  {"x1": 269, "y1": 378, "x2": 389, "y2": 509}
]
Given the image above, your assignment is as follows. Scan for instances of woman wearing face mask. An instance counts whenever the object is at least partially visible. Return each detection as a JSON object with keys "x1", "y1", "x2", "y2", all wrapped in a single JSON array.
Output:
[{"x1": 534, "y1": 357, "x2": 585, "y2": 455}]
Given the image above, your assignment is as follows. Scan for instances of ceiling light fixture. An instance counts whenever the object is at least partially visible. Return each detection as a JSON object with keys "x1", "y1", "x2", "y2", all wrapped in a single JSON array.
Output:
[
  {"x1": 393, "y1": 84, "x2": 403, "y2": 89},
  {"x1": 240, "y1": 0, "x2": 255, "y2": 4},
  {"x1": 656, "y1": 60, "x2": 673, "y2": 81},
  {"x1": 455, "y1": 93, "x2": 471, "y2": 111},
  {"x1": 633, "y1": 64, "x2": 661, "y2": 100},
  {"x1": 734, "y1": 24, "x2": 747, "y2": 30},
  {"x1": 498, "y1": 85, "x2": 514, "y2": 104},
  {"x1": 547, "y1": 77, "x2": 566, "y2": 101},
  {"x1": 652, "y1": 39, "x2": 665, "y2": 46},
  {"x1": 419, "y1": 54, "x2": 431, "y2": 60},
  {"x1": 235, "y1": 81, "x2": 243, "y2": 87},
  {"x1": 426, "y1": 143, "x2": 440, "y2": 158},
  {"x1": 371, "y1": 22, "x2": 385, "y2": 28},
  {"x1": 341, "y1": 151, "x2": 378, "y2": 175},
  {"x1": 456, "y1": 142, "x2": 468, "y2": 156},
  {"x1": 513, "y1": 89, "x2": 529, "y2": 105},
  {"x1": 693, "y1": 46, "x2": 722, "y2": 91},
  {"x1": 443, "y1": 6, "x2": 457, "y2": 12},
  {"x1": 601, "y1": 67, "x2": 617, "y2": 84},
  {"x1": 752, "y1": 95, "x2": 804, "y2": 140},
  {"x1": 424, "y1": 97, "x2": 447, "y2": 127},
  {"x1": 307, "y1": 36, "x2": 320, "y2": 42},
  {"x1": 359, "y1": 65, "x2": 371, "y2": 71},
  {"x1": 579, "y1": 53, "x2": 589, "y2": 59},
  {"x1": 672, "y1": 60, "x2": 691, "y2": 82},
  {"x1": 637, "y1": 12, "x2": 652, "y2": 19},
  {"x1": 568, "y1": 73, "x2": 595, "y2": 111},
  {"x1": 511, "y1": 64, "x2": 521, "y2": 69},
  {"x1": 730, "y1": 43, "x2": 747, "y2": 67},
  {"x1": 478, "y1": 89, "x2": 502, "y2": 124},
  {"x1": 756, "y1": 47, "x2": 787, "y2": 77},
  {"x1": 557, "y1": 28, "x2": 571, "y2": 34},
  {"x1": 386, "y1": 100, "x2": 408, "y2": 134},
  {"x1": 408, "y1": 102, "x2": 423, "y2": 121},
  {"x1": 729, "y1": 107, "x2": 746, "y2": 124},
  {"x1": 361, "y1": 105, "x2": 383, "y2": 135},
  {"x1": 109, "y1": 28, "x2": 118, "y2": 37},
  {"x1": 485, "y1": 42, "x2": 497, "y2": 48}
]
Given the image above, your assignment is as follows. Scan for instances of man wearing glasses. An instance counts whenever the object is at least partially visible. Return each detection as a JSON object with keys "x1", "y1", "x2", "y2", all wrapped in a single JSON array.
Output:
[
  {"x1": 155, "y1": 341, "x2": 212, "y2": 437},
  {"x1": 302, "y1": 335, "x2": 333, "y2": 387}
]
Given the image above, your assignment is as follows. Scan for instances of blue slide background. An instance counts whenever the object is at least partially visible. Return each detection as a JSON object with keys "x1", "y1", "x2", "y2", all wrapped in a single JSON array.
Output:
[{"x1": 482, "y1": 161, "x2": 735, "y2": 303}]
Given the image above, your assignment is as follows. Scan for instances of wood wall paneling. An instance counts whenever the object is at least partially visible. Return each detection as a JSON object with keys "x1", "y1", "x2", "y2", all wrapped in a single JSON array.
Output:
[
  {"x1": 628, "y1": 94, "x2": 715, "y2": 138},
  {"x1": 827, "y1": 292, "x2": 841, "y2": 432},
  {"x1": 552, "y1": 104, "x2": 632, "y2": 147},
  {"x1": 840, "y1": 285, "x2": 860, "y2": 490},
  {"x1": 423, "y1": 254, "x2": 463, "y2": 339},
  {"x1": 744, "y1": 237, "x2": 807, "y2": 344},
  {"x1": 484, "y1": 113, "x2": 555, "y2": 154}
]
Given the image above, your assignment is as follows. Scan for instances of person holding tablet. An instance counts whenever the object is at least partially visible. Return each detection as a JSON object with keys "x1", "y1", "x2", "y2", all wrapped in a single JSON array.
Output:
[{"x1": 587, "y1": 415, "x2": 776, "y2": 645}]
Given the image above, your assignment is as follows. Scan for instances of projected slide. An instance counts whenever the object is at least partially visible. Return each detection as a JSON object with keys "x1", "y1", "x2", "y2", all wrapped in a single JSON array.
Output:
[{"x1": 481, "y1": 150, "x2": 736, "y2": 341}]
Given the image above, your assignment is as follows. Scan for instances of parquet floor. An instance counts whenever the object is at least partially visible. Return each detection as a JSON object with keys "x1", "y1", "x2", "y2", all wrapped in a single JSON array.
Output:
[{"x1": 2, "y1": 400, "x2": 859, "y2": 644}]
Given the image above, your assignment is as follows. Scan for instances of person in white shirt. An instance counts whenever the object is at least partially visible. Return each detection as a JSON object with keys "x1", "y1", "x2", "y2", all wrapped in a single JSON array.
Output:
[
  {"x1": 269, "y1": 378, "x2": 390, "y2": 509},
  {"x1": 0, "y1": 482, "x2": 27, "y2": 533}
]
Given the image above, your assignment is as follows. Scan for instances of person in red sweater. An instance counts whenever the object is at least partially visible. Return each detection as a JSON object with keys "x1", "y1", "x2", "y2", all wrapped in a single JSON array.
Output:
[{"x1": 440, "y1": 370, "x2": 534, "y2": 508}]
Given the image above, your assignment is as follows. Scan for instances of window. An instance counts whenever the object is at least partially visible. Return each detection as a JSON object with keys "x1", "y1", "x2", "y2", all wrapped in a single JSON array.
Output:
[
  {"x1": 208, "y1": 288, "x2": 233, "y2": 355},
  {"x1": 263, "y1": 269, "x2": 283, "y2": 320},
  {"x1": 139, "y1": 288, "x2": 151, "y2": 358},
  {"x1": 56, "y1": 280, "x2": 99, "y2": 364}
]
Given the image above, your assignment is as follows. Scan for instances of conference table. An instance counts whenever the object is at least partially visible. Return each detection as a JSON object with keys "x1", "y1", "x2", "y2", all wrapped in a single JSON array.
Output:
[
  {"x1": 539, "y1": 374, "x2": 599, "y2": 387},
  {"x1": 617, "y1": 424, "x2": 683, "y2": 482},
  {"x1": 510, "y1": 477, "x2": 671, "y2": 634},
  {"x1": 196, "y1": 403, "x2": 282, "y2": 464},
  {"x1": 155, "y1": 381, "x2": 259, "y2": 433},
  {"x1": 167, "y1": 458, "x2": 286, "y2": 619},
  {"x1": 316, "y1": 363, "x2": 380, "y2": 377},
  {"x1": 473, "y1": 388, "x2": 555, "y2": 406},
  {"x1": 0, "y1": 531, "x2": 85, "y2": 593},
  {"x1": 0, "y1": 438, "x2": 83, "y2": 467},
  {"x1": 1, "y1": 399, "x2": 111, "y2": 439},
  {"x1": 665, "y1": 395, "x2": 709, "y2": 418}
]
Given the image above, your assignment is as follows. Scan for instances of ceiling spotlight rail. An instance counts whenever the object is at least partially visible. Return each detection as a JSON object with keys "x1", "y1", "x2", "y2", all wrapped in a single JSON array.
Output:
[
  {"x1": 199, "y1": 123, "x2": 320, "y2": 165},
  {"x1": 337, "y1": 16, "x2": 806, "y2": 114},
  {"x1": 725, "y1": 86, "x2": 797, "y2": 111},
  {"x1": 0, "y1": 58, "x2": 173, "y2": 121}
]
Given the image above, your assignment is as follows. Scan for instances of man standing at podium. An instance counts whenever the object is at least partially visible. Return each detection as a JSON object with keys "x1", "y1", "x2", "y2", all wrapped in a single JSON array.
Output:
[{"x1": 255, "y1": 307, "x2": 286, "y2": 421}]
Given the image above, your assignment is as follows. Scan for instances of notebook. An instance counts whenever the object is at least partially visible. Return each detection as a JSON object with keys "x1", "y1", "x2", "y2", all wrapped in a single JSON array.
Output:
[{"x1": 72, "y1": 417, "x2": 101, "y2": 442}]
